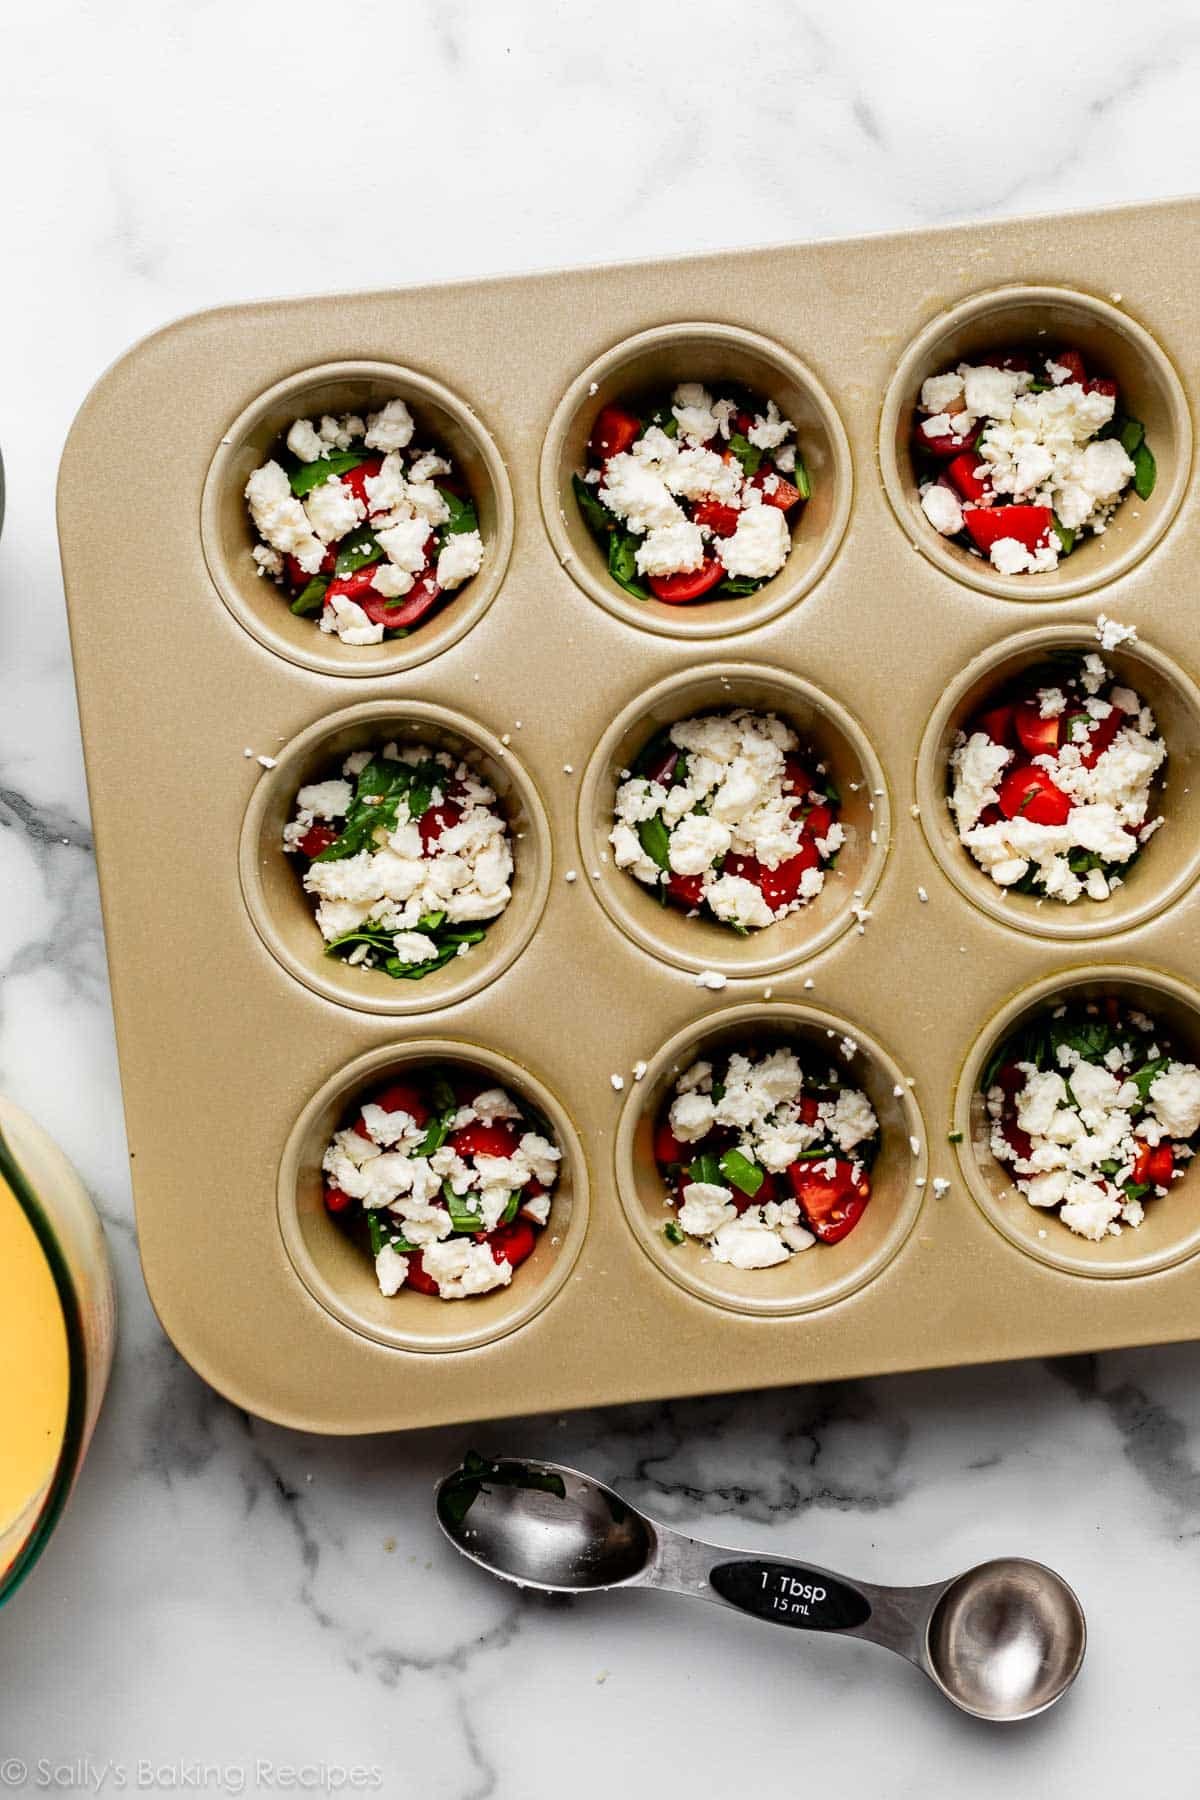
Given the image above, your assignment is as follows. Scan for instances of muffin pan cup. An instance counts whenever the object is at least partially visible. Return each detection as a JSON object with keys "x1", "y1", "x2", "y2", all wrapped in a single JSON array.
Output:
[{"x1": 57, "y1": 197, "x2": 1200, "y2": 1434}]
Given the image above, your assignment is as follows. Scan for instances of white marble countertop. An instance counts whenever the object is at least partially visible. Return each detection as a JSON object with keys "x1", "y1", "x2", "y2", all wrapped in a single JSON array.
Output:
[{"x1": 5, "y1": 1, "x2": 1200, "y2": 1791}]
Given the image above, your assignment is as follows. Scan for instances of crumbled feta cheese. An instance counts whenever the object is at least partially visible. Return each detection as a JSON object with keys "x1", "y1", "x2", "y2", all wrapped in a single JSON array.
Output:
[
  {"x1": 920, "y1": 484, "x2": 963, "y2": 536},
  {"x1": 717, "y1": 505, "x2": 790, "y2": 581},
  {"x1": 437, "y1": 529, "x2": 485, "y2": 590},
  {"x1": 364, "y1": 398, "x2": 415, "y2": 453}
]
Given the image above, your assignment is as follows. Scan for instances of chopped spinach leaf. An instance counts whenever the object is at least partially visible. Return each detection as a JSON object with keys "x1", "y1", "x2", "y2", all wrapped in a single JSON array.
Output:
[
  {"x1": 728, "y1": 432, "x2": 762, "y2": 476},
  {"x1": 289, "y1": 453, "x2": 364, "y2": 498},
  {"x1": 290, "y1": 575, "x2": 330, "y2": 616},
  {"x1": 719, "y1": 1148, "x2": 764, "y2": 1197},
  {"x1": 334, "y1": 525, "x2": 383, "y2": 576},
  {"x1": 1132, "y1": 439, "x2": 1157, "y2": 500},
  {"x1": 637, "y1": 814, "x2": 671, "y2": 871},
  {"x1": 438, "y1": 1452, "x2": 567, "y2": 1530}
]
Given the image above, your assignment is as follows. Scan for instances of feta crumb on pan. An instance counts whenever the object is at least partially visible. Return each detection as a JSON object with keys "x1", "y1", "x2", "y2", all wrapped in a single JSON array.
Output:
[
  {"x1": 322, "y1": 1069, "x2": 560, "y2": 1299},
  {"x1": 611, "y1": 708, "x2": 844, "y2": 931},
  {"x1": 283, "y1": 741, "x2": 512, "y2": 978},
  {"x1": 245, "y1": 404, "x2": 484, "y2": 645},
  {"x1": 912, "y1": 346, "x2": 1155, "y2": 575},
  {"x1": 573, "y1": 383, "x2": 810, "y2": 605},
  {"x1": 947, "y1": 652, "x2": 1166, "y2": 905},
  {"x1": 655, "y1": 1043, "x2": 880, "y2": 1263},
  {"x1": 984, "y1": 999, "x2": 1199, "y2": 1242}
]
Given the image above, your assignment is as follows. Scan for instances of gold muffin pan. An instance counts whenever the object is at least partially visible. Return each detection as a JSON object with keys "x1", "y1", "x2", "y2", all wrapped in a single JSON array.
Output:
[{"x1": 57, "y1": 196, "x2": 1200, "y2": 1432}]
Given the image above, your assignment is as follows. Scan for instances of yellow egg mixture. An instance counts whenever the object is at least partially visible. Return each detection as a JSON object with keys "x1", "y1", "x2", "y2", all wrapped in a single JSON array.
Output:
[{"x1": 0, "y1": 1173, "x2": 69, "y2": 1572}]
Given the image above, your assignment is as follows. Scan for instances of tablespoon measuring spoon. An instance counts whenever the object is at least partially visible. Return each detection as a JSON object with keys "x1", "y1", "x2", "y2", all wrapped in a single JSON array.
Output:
[{"x1": 436, "y1": 1455, "x2": 1085, "y2": 1722}]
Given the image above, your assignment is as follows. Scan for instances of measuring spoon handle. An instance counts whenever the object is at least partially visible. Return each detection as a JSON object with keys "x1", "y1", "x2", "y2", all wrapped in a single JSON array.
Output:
[{"x1": 646, "y1": 1531, "x2": 941, "y2": 1663}]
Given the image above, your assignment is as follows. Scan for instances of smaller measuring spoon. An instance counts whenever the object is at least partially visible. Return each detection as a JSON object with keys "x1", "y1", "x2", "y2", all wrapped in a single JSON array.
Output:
[{"x1": 436, "y1": 1455, "x2": 1085, "y2": 1723}]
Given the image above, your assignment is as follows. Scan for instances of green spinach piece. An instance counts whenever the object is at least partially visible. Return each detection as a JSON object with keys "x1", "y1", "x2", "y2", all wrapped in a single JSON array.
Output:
[
  {"x1": 608, "y1": 528, "x2": 650, "y2": 599},
  {"x1": 289, "y1": 453, "x2": 364, "y2": 498},
  {"x1": 290, "y1": 575, "x2": 330, "y2": 616},
  {"x1": 437, "y1": 1452, "x2": 567, "y2": 1530},
  {"x1": 728, "y1": 432, "x2": 762, "y2": 476},
  {"x1": 637, "y1": 814, "x2": 671, "y2": 871},
  {"x1": 335, "y1": 525, "x2": 383, "y2": 576},
  {"x1": 719, "y1": 1148, "x2": 764, "y2": 1197}
]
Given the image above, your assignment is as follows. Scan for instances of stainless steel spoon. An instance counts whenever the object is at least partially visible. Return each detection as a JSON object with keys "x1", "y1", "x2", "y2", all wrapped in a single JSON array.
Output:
[{"x1": 435, "y1": 1455, "x2": 1086, "y2": 1723}]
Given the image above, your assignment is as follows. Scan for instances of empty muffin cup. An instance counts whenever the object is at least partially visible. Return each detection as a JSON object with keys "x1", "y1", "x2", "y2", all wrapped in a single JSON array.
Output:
[
  {"x1": 201, "y1": 361, "x2": 513, "y2": 676},
  {"x1": 540, "y1": 323, "x2": 851, "y2": 639},
  {"x1": 278, "y1": 1041, "x2": 589, "y2": 1353},
  {"x1": 239, "y1": 701, "x2": 551, "y2": 1015},
  {"x1": 578, "y1": 663, "x2": 888, "y2": 976},
  {"x1": 880, "y1": 286, "x2": 1190, "y2": 600},
  {"x1": 917, "y1": 626, "x2": 1200, "y2": 939},
  {"x1": 616, "y1": 1002, "x2": 926, "y2": 1316},
  {"x1": 955, "y1": 966, "x2": 1200, "y2": 1278}
]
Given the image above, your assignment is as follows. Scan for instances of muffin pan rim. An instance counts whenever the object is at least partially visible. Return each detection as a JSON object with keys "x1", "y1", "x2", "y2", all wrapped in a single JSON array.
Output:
[
  {"x1": 878, "y1": 282, "x2": 1194, "y2": 602},
  {"x1": 614, "y1": 999, "x2": 929, "y2": 1317},
  {"x1": 952, "y1": 962, "x2": 1200, "y2": 1279},
  {"x1": 575, "y1": 660, "x2": 891, "y2": 977},
  {"x1": 915, "y1": 623, "x2": 1200, "y2": 942},
  {"x1": 199, "y1": 357, "x2": 516, "y2": 679},
  {"x1": 537, "y1": 319, "x2": 854, "y2": 640},
  {"x1": 276, "y1": 1038, "x2": 591, "y2": 1353},
  {"x1": 237, "y1": 697, "x2": 554, "y2": 1017}
]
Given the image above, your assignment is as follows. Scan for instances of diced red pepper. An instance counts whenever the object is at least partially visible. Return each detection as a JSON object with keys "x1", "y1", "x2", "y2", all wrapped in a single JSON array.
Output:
[
  {"x1": 1149, "y1": 1145, "x2": 1175, "y2": 1187},
  {"x1": 419, "y1": 801, "x2": 462, "y2": 850},
  {"x1": 666, "y1": 871, "x2": 706, "y2": 910},
  {"x1": 285, "y1": 547, "x2": 336, "y2": 589},
  {"x1": 752, "y1": 469, "x2": 802, "y2": 511},
  {"x1": 358, "y1": 568, "x2": 442, "y2": 630},
  {"x1": 1086, "y1": 377, "x2": 1118, "y2": 399},
  {"x1": 962, "y1": 504, "x2": 1053, "y2": 555},
  {"x1": 450, "y1": 1119, "x2": 520, "y2": 1160},
  {"x1": 654, "y1": 1119, "x2": 692, "y2": 1168},
  {"x1": 488, "y1": 1218, "x2": 537, "y2": 1267},
  {"x1": 977, "y1": 704, "x2": 1015, "y2": 747},
  {"x1": 1132, "y1": 1140, "x2": 1153, "y2": 1185},
  {"x1": 296, "y1": 824, "x2": 338, "y2": 859},
  {"x1": 326, "y1": 566, "x2": 380, "y2": 607},
  {"x1": 762, "y1": 841, "x2": 822, "y2": 909},
  {"x1": 372, "y1": 1081, "x2": 431, "y2": 1125},
  {"x1": 1002, "y1": 1117, "x2": 1033, "y2": 1163},
  {"x1": 1000, "y1": 353, "x2": 1036, "y2": 373},
  {"x1": 997, "y1": 764, "x2": 1072, "y2": 827},
  {"x1": 371, "y1": 1084, "x2": 424, "y2": 1118},
  {"x1": 1079, "y1": 707, "x2": 1124, "y2": 769},
  {"x1": 978, "y1": 803, "x2": 1004, "y2": 826},
  {"x1": 647, "y1": 560, "x2": 726, "y2": 604},
  {"x1": 787, "y1": 1160, "x2": 871, "y2": 1244},
  {"x1": 405, "y1": 1252, "x2": 440, "y2": 1295},
  {"x1": 996, "y1": 1061, "x2": 1026, "y2": 1098},
  {"x1": 588, "y1": 405, "x2": 641, "y2": 463},
  {"x1": 799, "y1": 1096, "x2": 820, "y2": 1126},
  {"x1": 1055, "y1": 349, "x2": 1087, "y2": 386},
  {"x1": 734, "y1": 410, "x2": 755, "y2": 436},
  {"x1": 945, "y1": 452, "x2": 991, "y2": 503},
  {"x1": 1014, "y1": 703, "x2": 1061, "y2": 757},
  {"x1": 801, "y1": 802, "x2": 834, "y2": 844},
  {"x1": 914, "y1": 418, "x2": 981, "y2": 458},
  {"x1": 782, "y1": 756, "x2": 815, "y2": 798},
  {"x1": 692, "y1": 499, "x2": 740, "y2": 538},
  {"x1": 324, "y1": 1185, "x2": 353, "y2": 1215},
  {"x1": 340, "y1": 454, "x2": 384, "y2": 511}
]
